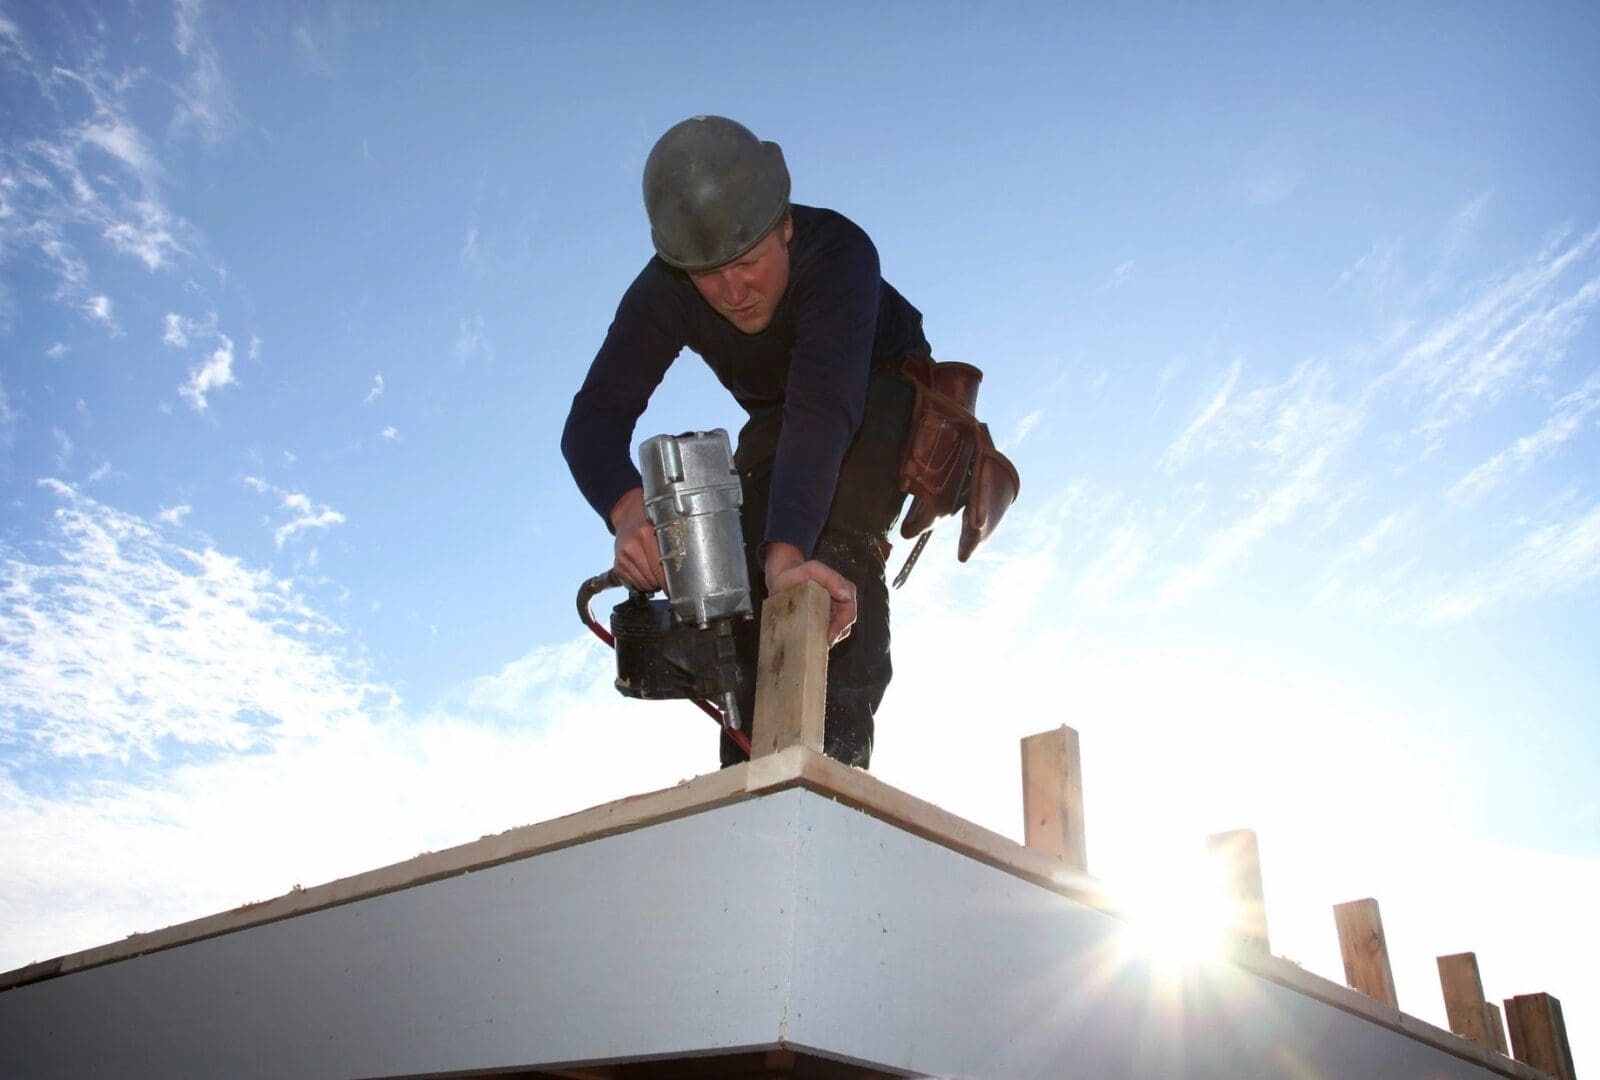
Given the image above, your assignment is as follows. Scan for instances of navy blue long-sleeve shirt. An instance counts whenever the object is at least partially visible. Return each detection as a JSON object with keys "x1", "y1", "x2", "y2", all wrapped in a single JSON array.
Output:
[{"x1": 562, "y1": 204, "x2": 930, "y2": 556}]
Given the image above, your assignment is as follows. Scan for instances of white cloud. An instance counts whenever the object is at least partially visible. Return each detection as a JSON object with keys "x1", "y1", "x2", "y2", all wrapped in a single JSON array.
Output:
[
  {"x1": 453, "y1": 315, "x2": 493, "y2": 364},
  {"x1": 460, "y1": 225, "x2": 484, "y2": 274},
  {"x1": 163, "y1": 310, "x2": 218, "y2": 348},
  {"x1": 86, "y1": 462, "x2": 111, "y2": 483},
  {"x1": 1450, "y1": 371, "x2": 1600, "y2": 503},
  {"x1": 0, "y1": 374, "x2": 18, "y2": 447},
  {"x1": 293, "y1": 23, "x2": 337, "y2": 78},
  {"x1": 156, "y1": 504, "x2": 192, "y2": 526},
  {"x1": 1162, "y1": 356, "x2": 1244, "y2": 472},
  {"x1": 103, "y1": 203, "x2": 185, "y2": 270},
  {"x1": 1422, "y1": 504, "x2": 1600, "y2": 624},
  {"x1": 51, "y1": 427, "x2": 73, "y2": 470},
  {"x1": 82, "y1": 293, "x2": 118, "y2": 332},
  {"x1": 243, "y1": 476, "x2": 346, "y2": 550},
  {"x1": 1381, "y1": 226, "x2": 1600, "y2": 434},
  {"x1": 364, "y1": 373, "x2": 385, "y2": 403},
  {"x1": 179, "y1": 335, "x2": 236, "y2": 411},
  {"x1": 0, "y1": 486, "x2": 704, "y2": 967},
  {"x1": 171, "y1": 0, "x2": 236, "y2": 144},
  {"x1": 1160, "y1": 363, "x2": 1364, "y2": 603},
  {"x1": 45, "y1": 342, "x2": 67, "y2": 358},
  {"x1": 0, "y1": 31, "x2": 201, "y2": 311},
  {"x1": 380, "y1": 426, "x2": 400, "y2": 442},
  {"x1": 0, "y1": 8, "x2": 33, "y2": 69},
  {"x1": 1103, "y1": 258, "x2": 1135, "y2": 290},
  {"x1": 1006, "y1": 408, "x2": 1043, "y2": 449}
]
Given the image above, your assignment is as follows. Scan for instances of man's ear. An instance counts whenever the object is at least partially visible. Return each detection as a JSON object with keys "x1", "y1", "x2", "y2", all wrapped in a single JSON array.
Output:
[{"x1": 781, "y1": 212, "x2": 794, "y2": 245}]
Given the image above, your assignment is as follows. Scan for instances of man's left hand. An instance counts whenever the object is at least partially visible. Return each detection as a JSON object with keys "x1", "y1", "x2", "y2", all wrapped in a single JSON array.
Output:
[{"x1": 764, "y1": 541, "x2": 856, "y2": 646}]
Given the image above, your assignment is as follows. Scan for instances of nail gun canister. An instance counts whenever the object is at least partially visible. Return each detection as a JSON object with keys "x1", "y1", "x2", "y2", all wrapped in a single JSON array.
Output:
[{"x1": 638, "y1": 430, "x2": 754, "y2": 628}]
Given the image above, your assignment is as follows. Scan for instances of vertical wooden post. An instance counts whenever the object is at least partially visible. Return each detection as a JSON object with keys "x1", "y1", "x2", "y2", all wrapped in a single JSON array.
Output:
[
  {"x1": 1483, "y1": 1002, "x2": 1509, "y2": 1056},
  {"x1": 1205, "y1": 829, "x2": 1270, "y2": 954},
  {"x1": 751, "y1": 581, "x2": 830, "y2": 758},
  {"x1": 1437, "y1": 952, "x2": 1492, "y2": 1049},
  {"x1": 1332, "y1": 898, "x2": 1398, "y2": 1007},
  {"x1": 1019, "y1": 725, "x2": 1087, "y2": 872},
  {"x1": 1504, "y1": 993, "x2": 1577, "y2": 1080}
]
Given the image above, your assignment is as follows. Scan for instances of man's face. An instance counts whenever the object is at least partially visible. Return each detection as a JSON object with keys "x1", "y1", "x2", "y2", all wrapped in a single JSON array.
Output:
[{"x1": 688, "y1": 215, "x2": 794, "y2": 334}]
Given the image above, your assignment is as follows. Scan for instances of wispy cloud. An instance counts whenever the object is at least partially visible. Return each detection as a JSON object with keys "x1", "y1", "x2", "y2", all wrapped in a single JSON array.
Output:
[
  {"x1": 3, "y1": 481, "x2": 363, "y2": 761},
  {"x1": 162, "y1": 310, "x2": 218, "y2": 348},
  {"x1": 1006, "y1": 408, "x2": 1043, "y2": 449},
  {"x1": 364, "y1": 373, "x2": 384, "y2": 404},
  {"x1": 1102, "y1": 258, "x2": 1135, "y2": 290},
  {"x1": 454, "y1": 314, "x2": 493, "y2": 364},
  {"x1": 0, "y1": 7, "x2": 33, "y2": 70},
  {"x1": 1382, "y1": 226, "x2": 1600, "y2": 437},
  {"x1": 1161, "y1": 356, "x2": 1244, "y2": 472},
  {"x1": 0, "y1": 486, "x2": 702, "y2": 966},
  {"x1": 170, "y1": 0, "x2": 236, "y2": 143},
  {"x1": 459, "y1": 225, "x2": 484, "y2": 275},
  {"x1": 1450, "y1": 372, "x2": 1600, "y2": 503},
  {"x1": 1422, "y1": 504, "x2": 1600, "y2": 624},
  {"x1": 0, "y1": 11, "x2": 208, "y2": 321},
  {"x1": 179, "y1": 335, "x2": 236, "y2": 411},
  {"x1": 156, "y1": 504, "x2": 192, "y2": 526},
  {"x1": 380, "y1": 426, "x2": 400, "y2": 442},
  {"x1": 293, "y1": 22, "x2": 337, "y2": 78},
  {"x1": 82, "y1": 294, "x2": 118, "y2": 333},
  {"x1": 243, "y1": 476, "x2": 345, "y2": 549},
  {"x1": 1160, "y1": 362, "x2": 1365, "y2": 603},
  {"x1": 0, "y1": 374, "x2": 18, "y2": 448}
]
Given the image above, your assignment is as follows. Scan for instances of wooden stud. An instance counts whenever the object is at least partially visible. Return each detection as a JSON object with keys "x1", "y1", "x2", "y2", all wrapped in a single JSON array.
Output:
[
  {"x1": 1332, "y1": 898, "x2": 1398, "y2": 1008},
  {"x1": 1020, "y1": 725, "x2": 1087, "y2": 872},
  {"x1": 751, "y1": 581, "x2": 831, "y2": 759},
  {"x1": 1504, "y1": 993, "x2": 1577, "y2": 1080},
  {"x1": 1205, "y1": 829, "x2": 1270, "y2": 954},
  {"x1": 1483, "y1": 1001, "x2": 1509, "y2": 1056},
  {"x1": 1436, "y1": 952, "x2": 1491, "y2": 1048}
]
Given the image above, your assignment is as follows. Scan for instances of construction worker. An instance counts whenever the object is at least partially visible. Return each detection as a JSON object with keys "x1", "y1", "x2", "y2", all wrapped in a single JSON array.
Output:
[{"x1": 562, "y1": 115, "x2": 930, "y2": 769}]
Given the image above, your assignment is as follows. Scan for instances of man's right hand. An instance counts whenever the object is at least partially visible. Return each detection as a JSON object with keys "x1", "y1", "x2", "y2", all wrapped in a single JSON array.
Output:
[{"x1": 610, "y1": 487, "x2": 666, "y2": 593}]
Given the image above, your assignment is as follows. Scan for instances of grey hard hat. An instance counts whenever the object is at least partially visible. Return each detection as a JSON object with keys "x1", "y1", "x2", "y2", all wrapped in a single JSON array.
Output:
[{"x1": 643, "y1": 116, "x2": 791, "y2": 272}]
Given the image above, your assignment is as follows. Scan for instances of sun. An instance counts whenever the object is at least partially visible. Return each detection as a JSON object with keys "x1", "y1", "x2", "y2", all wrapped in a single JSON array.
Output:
[{"x1": 1108, "y1": 851, "x2": 1236, "y2": 977}]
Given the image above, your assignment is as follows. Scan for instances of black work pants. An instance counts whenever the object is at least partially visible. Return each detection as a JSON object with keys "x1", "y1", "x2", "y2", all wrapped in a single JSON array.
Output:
[{"x1": 720, "y1": 368, "x2": 914, "y2": 770}]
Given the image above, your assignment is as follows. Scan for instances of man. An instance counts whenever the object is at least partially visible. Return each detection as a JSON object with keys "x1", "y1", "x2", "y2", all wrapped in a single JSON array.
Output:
[{"x1": 562, "y1": 115, "x2": 930, "y2": 769}]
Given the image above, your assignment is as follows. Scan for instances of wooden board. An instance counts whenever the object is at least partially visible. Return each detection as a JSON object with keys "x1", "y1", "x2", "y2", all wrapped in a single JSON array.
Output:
[
  {"x1": 1504, "y1": 993, "x2": 1577, "y2": 1080},
  {"x1": 751, "y1": 581, "x2": 830, "y2": 757},
  {"x1": 1334, "y1": 897, "x2": 1399, "y2": 1007},
  {"x1": 1438, "y1": 952, "x2": 1492, "y2": 1049},
  {"x1": 1019, "y1": 725, "x2": 1088, "y2": 871},
  {"x1": 1207, "y1": 829, "x2": 1271, "y2": 954}
]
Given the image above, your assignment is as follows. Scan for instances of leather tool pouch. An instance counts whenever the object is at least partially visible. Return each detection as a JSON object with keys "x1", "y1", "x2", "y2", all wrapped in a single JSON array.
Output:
[{"x1": 896, "y1": 356, "x2": 1021, "y2": 562}]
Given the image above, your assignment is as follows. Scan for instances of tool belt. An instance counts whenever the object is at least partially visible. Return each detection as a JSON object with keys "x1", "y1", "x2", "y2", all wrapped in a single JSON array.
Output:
[{"x1": 896, "y1": 356, "x2": 1020, "y2": 564}]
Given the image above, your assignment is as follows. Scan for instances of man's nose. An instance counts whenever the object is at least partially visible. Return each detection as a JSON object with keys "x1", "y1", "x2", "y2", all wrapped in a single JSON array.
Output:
[{"x1": 722, "y1": 273, "x2": 749, "y2": 305}]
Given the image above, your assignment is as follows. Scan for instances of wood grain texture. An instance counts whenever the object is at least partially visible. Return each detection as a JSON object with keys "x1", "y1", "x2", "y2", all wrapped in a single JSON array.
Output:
[
  {"x1": 1438, "y1": 952, "x2": 1492, "y2": 1048},
  {"x1": 1019, "y1": 725, "x2": 1088, "y2": 871},
  {"x1": 1504, "y1": 993, "x2": 1577, "y2": 1079},
  {"x1": 1484, "y1": 1001, "x2": 1509, "y2": 1057},
  {"x1": 1333, "y1": 897, "x2": 1398, "y2": 1007},
  {"x1": 1206, "y1": 829, "x2": 1271, "y2": 954},
  {"x1": 751, "y1": 581, "x2": 830, "y2": 758}
]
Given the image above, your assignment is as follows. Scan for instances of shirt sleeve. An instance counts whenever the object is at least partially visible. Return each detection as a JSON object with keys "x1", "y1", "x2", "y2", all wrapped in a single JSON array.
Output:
[
  {"x1": 764, "y1": 221, "x2": 882, "y2": 555},
  {"x1": 561, "y1": 265, "x2": 686, "y2": 529}
]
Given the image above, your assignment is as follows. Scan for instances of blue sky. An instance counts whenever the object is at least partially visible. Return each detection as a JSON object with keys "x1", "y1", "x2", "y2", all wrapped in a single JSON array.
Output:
[{"x1": 2, "y1": 0, "x2": 1598, "y2": 1064}]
